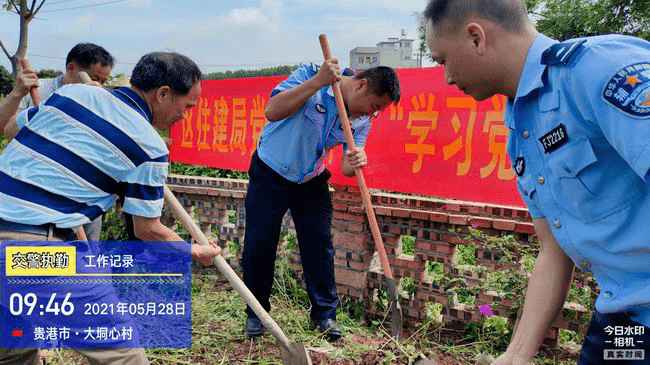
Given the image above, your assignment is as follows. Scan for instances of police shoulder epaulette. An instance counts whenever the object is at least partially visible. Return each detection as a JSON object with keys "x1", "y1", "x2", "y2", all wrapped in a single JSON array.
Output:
[{"x1": 541, "y1": 40, "x2": 587, "y2": 65}]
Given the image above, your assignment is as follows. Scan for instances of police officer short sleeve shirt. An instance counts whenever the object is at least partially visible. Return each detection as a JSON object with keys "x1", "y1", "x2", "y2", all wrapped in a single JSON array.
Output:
[
  {"x1": 506, "y1": 33, "x2": 650, "y2": 327},
  {"x1": 256, "y1": 63, "x2": 371, "y2": 183}
]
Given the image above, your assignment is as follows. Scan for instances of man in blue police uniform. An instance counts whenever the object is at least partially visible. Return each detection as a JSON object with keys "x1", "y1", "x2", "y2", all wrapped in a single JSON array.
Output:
[
  {"x1": 424, "y1": 0, "x2": 650, "y2": 364},
  {"x1": 242, "y1": 60, "x2": 400, "y2": 339}
]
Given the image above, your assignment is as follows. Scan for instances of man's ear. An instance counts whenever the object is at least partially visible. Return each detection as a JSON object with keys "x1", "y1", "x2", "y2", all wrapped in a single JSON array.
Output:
[
  {"x1": 66, "y1": 62, "x2": 78, "y2": 76},
  {"x1": 355, "y1": 77, "x2": 368, "y2": 92},
  {"x1": 155, "y1": 86, "x2": 172, "y2": 103},
  {"x1": 466, "y1": 22, "x2": 486, "y2": 56}
]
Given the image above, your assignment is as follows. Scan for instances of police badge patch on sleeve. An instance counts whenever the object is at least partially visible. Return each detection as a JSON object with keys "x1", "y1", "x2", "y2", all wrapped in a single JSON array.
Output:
[{"x1": 603, "y1": 62, "x2": 650, "y2": 118}]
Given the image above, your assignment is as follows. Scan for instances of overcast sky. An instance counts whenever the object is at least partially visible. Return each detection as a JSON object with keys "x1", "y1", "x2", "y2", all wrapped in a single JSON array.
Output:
[{"x1": 0, "y1": 0, "x2": 436, "y2": 76}]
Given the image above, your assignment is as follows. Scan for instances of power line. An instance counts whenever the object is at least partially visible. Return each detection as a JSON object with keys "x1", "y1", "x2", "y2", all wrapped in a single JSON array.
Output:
[
  {"x1": 25, "y1": 53, "x2": 310, "y2": 69},
  {"x1": 46, "y1": 0, "x2": 78, "y2": 5},
  {"x1": 40, "y1": 0, "x2": 127, "y2": 13}
]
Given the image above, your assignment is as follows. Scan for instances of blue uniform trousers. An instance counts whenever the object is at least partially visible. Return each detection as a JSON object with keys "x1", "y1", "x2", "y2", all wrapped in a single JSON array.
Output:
[
  {"x1": 578, "y1": 310, "x2": 650, "y2": 364},
  {"x1": 241, "y1": 151, "x2": 339, "y2": 322}
]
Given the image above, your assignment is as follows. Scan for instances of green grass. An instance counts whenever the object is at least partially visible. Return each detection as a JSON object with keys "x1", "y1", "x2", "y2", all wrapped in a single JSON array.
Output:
[
  {"x1": 400, "y1": 235, "x2": 415, "y2": 256},
  {"x1": 35, "y1": 183, "x2": 582, "y2": 364},
  {"x1": 40, "y1": 241, "x2": 580, "y2": 365}
]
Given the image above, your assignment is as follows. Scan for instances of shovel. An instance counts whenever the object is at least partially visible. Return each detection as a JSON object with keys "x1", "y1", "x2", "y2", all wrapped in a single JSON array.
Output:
[
  {"x1": 319, "y1": 34, "x2": 403, "y2": 339},
  {"x1": 163, "y1": 186, "x2": 312, "y2": 365}
]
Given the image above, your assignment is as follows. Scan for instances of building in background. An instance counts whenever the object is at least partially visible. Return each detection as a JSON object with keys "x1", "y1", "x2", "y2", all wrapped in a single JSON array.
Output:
[{"x1": 350, "y1": 29, "x2": 418, "y2": 71}]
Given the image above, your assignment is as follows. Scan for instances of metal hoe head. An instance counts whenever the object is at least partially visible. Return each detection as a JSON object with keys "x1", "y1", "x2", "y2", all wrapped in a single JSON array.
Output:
[
  {"x1": 386, "y1": 277, "x2": 403, "y2": 339},
  {"x1": 279, "y1": 341, "x2": 312, "y2": 365}
]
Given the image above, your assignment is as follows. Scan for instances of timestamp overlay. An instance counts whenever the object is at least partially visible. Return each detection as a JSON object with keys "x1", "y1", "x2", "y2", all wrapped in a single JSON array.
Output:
[{"x1": 0, "y1": 240, "x2": 192, "y2": 349}]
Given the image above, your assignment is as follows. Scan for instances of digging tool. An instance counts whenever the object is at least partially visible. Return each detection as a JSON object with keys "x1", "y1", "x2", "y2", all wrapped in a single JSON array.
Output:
[
  {"x1": 163, "y1": 186, "x2": 312, "y2": 365},
  {"x1": 20, "y1": 58, "x2": 41, "y2": 106},
  {"x1": 76, "y1": 70, "x2": 92, "y2": 84},
  {"x1": 319, "y1": 34, "x2": 403, "y2": 339},
  {"x1": 74, "y1": 70, "x2": 94, "y2": 242}
]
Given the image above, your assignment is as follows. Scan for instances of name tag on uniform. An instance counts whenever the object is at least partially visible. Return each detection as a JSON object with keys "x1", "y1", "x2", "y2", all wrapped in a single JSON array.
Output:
[
  {"x1": 315, "y1": 103, "x2": 327, "y2": 113},
  {"x1": 539, "y1": 124, "x2": 568, "y2": 153},
  {"x1": 515, "y1": 157, "x2": 526, "y2": 177}
]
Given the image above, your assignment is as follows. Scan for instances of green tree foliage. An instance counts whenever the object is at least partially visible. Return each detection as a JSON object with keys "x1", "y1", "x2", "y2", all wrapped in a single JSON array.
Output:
[
  {"x1": 528, "y1": 0, "x2": 650, "y2": 40},
  {"x1": 0, "y1": 65, "x2": 12, "y2": 95},
  {"x1": 205, "y1": 65, "x2": 298, "y2": 80},
  {"x1": 36, "y1": 69, "x2": 62, "y2": 79},
  {"x1": 417, "y1": 0, "x2": 650, "y2": 56}
]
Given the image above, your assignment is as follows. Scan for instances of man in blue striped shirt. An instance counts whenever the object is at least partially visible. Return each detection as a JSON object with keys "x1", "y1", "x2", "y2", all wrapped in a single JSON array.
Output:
[
  {"x1": 0, "y1": 52, "x2": 220, "y2": 365},
  {"x1": 0, "y1": 43, "x2": 115, "y2": 241}
]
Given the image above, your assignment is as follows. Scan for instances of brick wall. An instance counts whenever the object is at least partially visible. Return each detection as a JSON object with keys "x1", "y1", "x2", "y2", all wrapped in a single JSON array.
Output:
[{"x1": 164, "y1": 174, "x2": 597, "y2": 347}]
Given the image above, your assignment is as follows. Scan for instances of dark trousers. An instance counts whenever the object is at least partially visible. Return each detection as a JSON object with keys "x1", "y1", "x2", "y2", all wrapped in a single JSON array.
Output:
[
  {"x1": 578, "y1": 310, "x2": 650, "y2": 364},
  {"x1": 241, "y1": 151, "x2": 339, "y2": 322}
]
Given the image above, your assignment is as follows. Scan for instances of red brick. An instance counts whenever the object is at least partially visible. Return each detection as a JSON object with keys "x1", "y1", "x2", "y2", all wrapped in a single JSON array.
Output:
[
  {"x1": 335, "y1": 268, "x2": 368, "y2": 288},
  {"x1": 415, "y1": 239, "x2": 431, "y2": 251},
  {"x1": 348, "y1": 205, "x2": 365, "y2": 214},
  {"x1": 388, "y1": 225, "x2": 401, "y2": 235},
  {"x1": 332, "y1": 211, "x2": 347, "y2": 221},
  {"x1": 448, "y1": 214, "x2": 469, "y2": 225},
  {"x1": 493, "y1": 219, "x2": 516, "y2": 231},
  {"x1": 332, "y1": 221, "x2": 348, "y2": 231},
  {"x1": 393, "y1": 257, "x2": 412, "y2": 268},
  {"x1": 468, "y1": 217, "x2": 492, "y2": 228},
  {"x1": 515, "y1": 222, "x2": 536, "y2": 235},
  {"x1": 334, "y1": 258, "x2": 348, "y2": 267},
  {"x1": 434, "y1": 243, "x2": 455, "y2": 254},
  {"x1": 407, "y1": 259, "x2": 422, "y2": 270},
  {"x1": 467, "y1": 204, "x2": 485, "y2": 215},
  {"x1": 232, "y1": 191, "x2": 245, "y2": 199},
  {"x1": 442, "y1": 233, "x2": 466, "y2": 245},
  {"x1": 333, "y1": 230, "x2": 368, "y2": 250},
  {"x1": 406, "y1": 308, "x2": 421, "y2": 318},
  {"x1": 332, "y1": 201, "x2": 348, "y2": 211},
  {"x1": 477, "y1": 292, "x2": 496, "y2": 303},
  {"x1": 347, "y1": 222, "x2": 365, "y2": 232},
  {"x1": 345, "y1": 185, "x2": 360, "y2": 193},
  {"x1": 331, "y1": 184, "x2": 348, "y2": 192},
  {"x1": 374, "y1": 207, "x2": 392, "y2": 216},
  {"x1": 410, "y1": 210, "x2": 430, "y2": 220},
  {"x1": 445, "y1": 203, "x2": 462, "y2": 212},
  {"x1": 416, "y1": 291, "x2": 431, "y2": 301},
  {"x1": 430, "y1": 212, "x2": 449, "y2": 223},
  {"x1": 392, "y1": 207, "x2": 411, "y2": 218},
  {"x1": 348, "y1": 287, "x2": 364, "y2": 298},
  {"x1": 341, "y1": 212, "x2": 367, "y2": 223},
  {"x1": 349, "y1": 260, "x2": 369, "y2": 271},
  {"x1": 333, "y1": 192, "x2": 362, "y2": 202}
]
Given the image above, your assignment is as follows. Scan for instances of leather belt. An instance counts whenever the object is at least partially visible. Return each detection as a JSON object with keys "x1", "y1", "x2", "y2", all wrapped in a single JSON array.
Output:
[{"x1": 0, "y1": 218, "x2": 78, "y2": 241}]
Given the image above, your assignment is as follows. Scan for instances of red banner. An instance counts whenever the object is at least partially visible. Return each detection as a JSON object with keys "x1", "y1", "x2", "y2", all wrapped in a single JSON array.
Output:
[{"x1": 170, "y1": 67, "x2": 524, "y2": 207}]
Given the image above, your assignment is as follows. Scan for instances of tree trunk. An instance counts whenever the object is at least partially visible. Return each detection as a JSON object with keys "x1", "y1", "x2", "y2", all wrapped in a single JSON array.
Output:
[{"x1": 13, "y1": 0, "x2": 30, "y2": 76}]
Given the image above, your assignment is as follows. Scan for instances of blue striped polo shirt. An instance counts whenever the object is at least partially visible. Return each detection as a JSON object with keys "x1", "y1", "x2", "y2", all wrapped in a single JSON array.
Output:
[{"x1": 0, "y1": 84, "x2": 168, "y2": 229}]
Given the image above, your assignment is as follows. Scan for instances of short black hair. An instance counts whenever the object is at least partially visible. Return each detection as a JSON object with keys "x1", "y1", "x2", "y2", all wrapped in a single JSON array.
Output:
[
  {"x1": 130, "y1": 52, "x2": 202, "y2": 95},
  {"x1": 423, "y1": 0, "x2": 529, "y2": 34},
  {"x1": 66, "y1": 43, "x2": 114, "y2": 69},
  {"x1": 355, "y1": 66, "x2": 401, "y2": 103}
]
